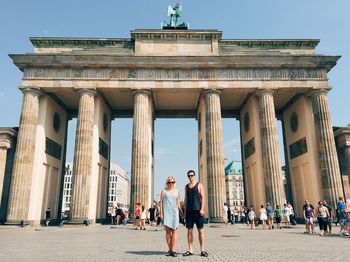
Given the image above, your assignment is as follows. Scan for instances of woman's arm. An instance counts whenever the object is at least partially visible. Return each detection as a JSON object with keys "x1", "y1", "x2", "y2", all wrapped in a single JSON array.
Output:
[{"x1": 159, "y1": 190, "x2": 164, "y2": 219}]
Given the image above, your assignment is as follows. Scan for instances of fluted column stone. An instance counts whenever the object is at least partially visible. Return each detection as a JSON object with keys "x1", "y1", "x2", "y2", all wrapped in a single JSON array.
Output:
[
  {"x1": 204, "y1": 89, "x2": 225, "y2": 222},
  {"x1": 7, "y1": 87, "x2": 41, "y2": 223},
  {"x1": 130, "y1": 90, "x2": 152, "y2": 213},
  {"x1": 257, "y1": 90, "x2": 284, "y2": 208},
  {"x1": 0, "y1": 144, "x2": 10, "y2": 207},
  {"x1": 70, "y1": 88, "x2": 96, "y2": 223},
  {"x1": 311, "y1": 89, "x2": 343, "y2": 204}
]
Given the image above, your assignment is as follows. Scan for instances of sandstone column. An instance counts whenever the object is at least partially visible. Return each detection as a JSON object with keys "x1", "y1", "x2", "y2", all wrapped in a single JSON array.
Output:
[
  {"x1": 0, "y1": 144, "x2": 10, "y2": 205},
  {"x1": 204, "y1": 89, "x2": 225, "y2": 222},
  {"x1": 70, "y1": 89, "x2": 96, "y2": 223},
  {"x1": 130, "y1": 90, "x2": 153, "y2": 213},
  {"x1": 7, "y1": 87, "x2": 41, "y2": 223},
  {"x1": 311, "y1": 89, "x2": 343, "y2": 204},
  {"x1": 257, "y1": 90, "x2": 284, "y2": 208}
]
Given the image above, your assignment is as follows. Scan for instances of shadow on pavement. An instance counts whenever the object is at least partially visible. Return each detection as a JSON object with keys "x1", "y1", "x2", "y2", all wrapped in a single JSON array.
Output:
[{"x1": 125, "y1": 250, "x2": 166, "y2": 256}]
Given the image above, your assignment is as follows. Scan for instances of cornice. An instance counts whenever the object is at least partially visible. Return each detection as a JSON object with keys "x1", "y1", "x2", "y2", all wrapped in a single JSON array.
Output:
[
  {"x1": 30, "y1": 37, "x2": 133, "y2": 48},
  {"x1": 220, "y1": 39, "x2": 319, "y2": 49},
  {"x1": 10, "y1": 54, "x2": 340, "y2": 72},
  {"x1": 130, "y1": 29, "x2": 222, "y2": 41}
]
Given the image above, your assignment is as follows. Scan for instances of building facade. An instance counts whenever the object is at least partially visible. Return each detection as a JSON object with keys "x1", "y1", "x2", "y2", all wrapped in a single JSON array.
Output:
[
  {"x1": 0, "y1": 27, "x2": 345, "y2": 225},
  {"x1": 109, "y1": 162, "x2": 130, "y2": 209},
  {"x1": 225, "y1": 161, "x2": 245, "y2": 211},
  {"x1": 61, "y1": 163, "x2": 73, "y2": 212}
]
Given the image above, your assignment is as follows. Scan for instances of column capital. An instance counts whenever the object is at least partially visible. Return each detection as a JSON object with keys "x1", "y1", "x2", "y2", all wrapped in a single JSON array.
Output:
[
  {"x1": 75, "y1": 88, "x2": 97, "y2": 97},
  {"x1": 202, "y1": 88, "x2": 222, "y2": 96},
  {"x1": 19, "y1": 86, "x2": 42, "y2": 97},
  {"x1": 308, "y1": 88, "x2": 329, "y2": 98},
  {"x1": 132, "y1": 89, "x2": 151, "y2": 96},
  {"x1": 255, "y1": 89, "x2": 274, "y2": 97},
  {"x1": 0, "y1": 128, "x2": 18, "y2": 150}
]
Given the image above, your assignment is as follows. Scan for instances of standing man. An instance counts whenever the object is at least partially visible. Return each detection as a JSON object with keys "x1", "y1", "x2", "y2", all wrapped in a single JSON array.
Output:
[{"x1": 183, "y1": 170, "x2": 208, "y2": 257}]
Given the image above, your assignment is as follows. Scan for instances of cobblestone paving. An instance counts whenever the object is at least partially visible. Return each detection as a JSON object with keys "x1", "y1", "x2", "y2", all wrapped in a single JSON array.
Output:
[{"x1": 0, "y1": 223, "x2": 349, "y2": 262}]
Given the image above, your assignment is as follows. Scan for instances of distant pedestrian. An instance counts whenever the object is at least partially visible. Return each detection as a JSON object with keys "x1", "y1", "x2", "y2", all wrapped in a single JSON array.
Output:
[
  {"x1": 183, "y1": 170, "x2": 208, "y2": 257},
  {"x1": 234, "y1": 208, "x2": 239, "y2": 223},
  {"x1": 123, "y1": 210, "x2": 128, "y2": 225},
  {"x1": 244, "y1": 205, "x2": 250, "y2": 226},
  {"x1": 283, "y1": 203, "x2": 291, "y2": 228},
  {"x1": 45, "y1": 207, "x2": 51, "y2": 226},
  {"x1": 227, "y1": 207, "x2": 233, "y2": 224},
  {"x1": 248, "y1": 206, "x2": 256, "y2": 229},
  {"x1": 109, "y1": 205, "x2": 116, "y2": 225},
  {"x1": 259, "y1": 205, "x2": 267, "y2": 229},
  {"x1": 345, "y1": 199, "x2": 350, "y2": 235},
  {"x1": 274, "y1": 205, "x2": 282, "y2": 229},
  {"x1": 337, "y1": 196, "x2": 348, "y2": 236},
  {"x1": 303, "y1": 200, "x2": 315, "y2": 234},
  {"x1": 116, "y1": 205, "x2": 123, "y2": 225},
  {"x1": 288, "y1": 202, "x2": 296, "y2": 226},
  {"x1": 223, "y1": 203, "x2": 228, "y2": 225},
  {"x1": 266, "y1": 203, "x2": 274, "y2": 230},
  {"x1": 315, "y1": 200, "x2": 329, "y2": 236},
  {"x1": 148, "y1": 204, "x2": 156, "y2": 226},
  {"x1": 160, "y1": 176, "x2": 182, "y2": 257},
  {"x1": 133, "y1": 203, "x2": 142, "y2": 230},
  {"x1": 140, "y1": 205, "x2": 147, "y2": 230},
  {"x1": 323, "y1": 200, "x2": 333, "y2": 234}
]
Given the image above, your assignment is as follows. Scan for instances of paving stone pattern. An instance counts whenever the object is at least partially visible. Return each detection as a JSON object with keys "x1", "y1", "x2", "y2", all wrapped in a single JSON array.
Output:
[{"x1": 0, "y1": 224, "x2": 349, "y2": 262}]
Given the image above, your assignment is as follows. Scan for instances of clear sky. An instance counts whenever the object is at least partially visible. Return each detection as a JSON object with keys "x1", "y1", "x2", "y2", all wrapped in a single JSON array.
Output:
[{"x1": 1, "y1": 0, "x2": 349, "y2": 200}]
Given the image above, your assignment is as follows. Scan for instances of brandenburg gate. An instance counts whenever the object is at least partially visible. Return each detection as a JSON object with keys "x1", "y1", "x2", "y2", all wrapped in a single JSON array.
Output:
[{"x1": 0, "y1": 28, "x2": 343, "y2": 225}]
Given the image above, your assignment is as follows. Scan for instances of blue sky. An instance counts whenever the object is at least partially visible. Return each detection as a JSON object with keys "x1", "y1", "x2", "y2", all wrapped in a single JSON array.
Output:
[{"x1": 1, "y1": 0, "x2": 349, "y2": 199}]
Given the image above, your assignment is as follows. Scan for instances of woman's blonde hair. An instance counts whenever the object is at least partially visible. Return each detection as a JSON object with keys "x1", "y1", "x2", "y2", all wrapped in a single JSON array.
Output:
[{"x1": 165, "y1": 176, "x2": 176, "y2": 188}]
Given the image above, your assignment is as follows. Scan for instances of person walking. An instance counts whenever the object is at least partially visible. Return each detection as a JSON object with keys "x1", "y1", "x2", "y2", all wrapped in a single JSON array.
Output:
[
  {"x1": 159, "y1": 176, "x2": 181, "y2": 257},
  {"x1": 323, "y1": 200, "x2": 333, "y2": 234},
  {"x1": 337, "y1": 196, "x2": 348, "y2": 236},
  {"x1": 266, "y1": 203, "x2": 274, "y2": 230},
  {"x1": 303, "y1": 200, "x2": 315, "y2": 234},
  {"x1": 274, "y1": 205, "x2": 282, "y2": 229},
  {"x1": 183, "y1": 170, "x2": 208, "y2": 257},
  {"x1": 315, "y1": 200, "x2": 329, "y2": 236}
]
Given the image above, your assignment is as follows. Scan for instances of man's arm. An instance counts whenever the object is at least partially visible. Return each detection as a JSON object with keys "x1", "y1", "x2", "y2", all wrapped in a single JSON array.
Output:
[
  {"x1": 183, "y1": 186, "x2": 187, "y2": 217},
  {"x1": 198, "y1": 183, "x2": 205, "y2": 216}
]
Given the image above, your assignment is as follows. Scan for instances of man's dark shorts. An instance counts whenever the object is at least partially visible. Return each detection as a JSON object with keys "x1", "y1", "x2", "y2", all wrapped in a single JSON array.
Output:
[{"x1": 186, "y1": 211, "x2": 204, "y2": 229}]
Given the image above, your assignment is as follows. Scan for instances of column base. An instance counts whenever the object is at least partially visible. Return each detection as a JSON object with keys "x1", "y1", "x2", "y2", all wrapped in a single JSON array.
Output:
[
  {"x1": 4, "y1": 220, "x2": 36, "y2": 227},
  {"x1": 209, "y1": 217, "x2": 224, "y2": 223},
  {"x1": 67, "y1": 219, "x2": 93, "y2": 226}
]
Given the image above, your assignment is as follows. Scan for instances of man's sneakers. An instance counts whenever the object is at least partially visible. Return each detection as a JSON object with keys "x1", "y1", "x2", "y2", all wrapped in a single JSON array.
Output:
[{"x1": 200, "y1": 251, "x2": 209, "y2": 257}]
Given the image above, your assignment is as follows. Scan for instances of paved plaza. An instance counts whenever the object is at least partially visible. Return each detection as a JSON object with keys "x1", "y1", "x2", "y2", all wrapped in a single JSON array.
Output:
[{"x1": 0, "y1": 223, "x2": 349, "y2": 262}]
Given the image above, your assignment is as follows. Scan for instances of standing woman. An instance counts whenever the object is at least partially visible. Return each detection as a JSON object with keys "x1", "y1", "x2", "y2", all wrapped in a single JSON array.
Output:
[
  {"x1": 259, "y1": 205, "x2": 267, "y2": 230},
  {"x1": 159, "y1": 176, "x2": 182, "y2": 257}
]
